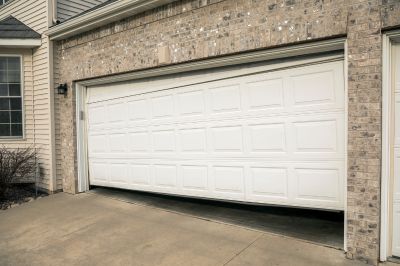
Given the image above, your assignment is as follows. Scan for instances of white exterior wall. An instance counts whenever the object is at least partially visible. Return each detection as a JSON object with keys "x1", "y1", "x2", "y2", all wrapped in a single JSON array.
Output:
[
  {"x1": 57, "y1": 0, "x2": 107, "y2": 22},
  {"x1": 0, "y1": 0, "x2": 58, "y2": 191}
]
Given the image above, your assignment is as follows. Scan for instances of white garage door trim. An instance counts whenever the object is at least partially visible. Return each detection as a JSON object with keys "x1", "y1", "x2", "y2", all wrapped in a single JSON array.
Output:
[{"x1": 381, "y1": 31, "x2": 400, "y2": 262}]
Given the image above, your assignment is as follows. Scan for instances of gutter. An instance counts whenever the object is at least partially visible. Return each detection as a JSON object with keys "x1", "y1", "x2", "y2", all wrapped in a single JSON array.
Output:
[{"x1": 46, "y1": 0, "x2": 176, "y2": 41}]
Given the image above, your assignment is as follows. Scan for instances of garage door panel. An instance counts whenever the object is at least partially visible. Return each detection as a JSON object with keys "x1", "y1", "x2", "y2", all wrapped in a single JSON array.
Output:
[
  {"x1": 177, "y1": 89, "x2": 205, "y2": 116},
  {"x1": 89, "y1": 161, "x2": 109, "y2": 182},
  {"x1": 212, "y1": 166, "x2": 245, "y2": 200},
  {"x1": 154, "y1": 164, "x2": 178, "y2": 189},
  {"x1": 128, "y1": 131, "x2": 150, "y2": 152},
  {"x1": 130, "y1": 164, "x2": 152, "y2": 186},
  {"x1": 293, "y1": 163, "x2": 344, "y2": 208},
  {"x1": 107, "y1": 100, "x2": 127, "y2": 124},
  {"x1": 211, "y1": 125, "x2": 244, "y2": 153},
  {"x1": 248, "y1": 123, "x2": 287, "y2": 153},
  {"x1": 245, "y1": 77, "x2": 285, "y2": 110},
  {"x1": 109, "y1": 163, "x2": 129, "y2": 184},
  {"x1": 152, "y1": 129, "x2": 176, "y2": 152},
  {"x1": 209, "y1": 83, "x2": 242, "y2": 114},
  {"x1": 179, "y1": 127, "x2": 207, "y2": 153},
  {"x1": 88, "y1": 103, "x2": 106, "y2": 127},
  {"x1": 151, "y1": 94, "x2": 174, "y2": 119},
  {"x1": 127, "y1": 98, "x2": 149, "y2": 122},
  {"x1": 293, "y1": 120, "x2": 338, "y2": 152},
  {"x1": 181, "y1": 165, "x2": 209, "y2": 191},
  {"x1": 87, "y1": 60, "x2": 345, "y2": 210},
  {"x1": 249, "y1": 167, "x2": 288, "y2": 199}
]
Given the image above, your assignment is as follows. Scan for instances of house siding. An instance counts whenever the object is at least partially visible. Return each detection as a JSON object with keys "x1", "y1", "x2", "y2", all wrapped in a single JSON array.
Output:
[
  {"x1": 57, "y1": 0, "x2": 108, "y2": 22},
  {"x1": 0, "y1": 0, "x2": 57, "y2": 191},
  {"x1": 54, "y1": 0, "x2": 400, "y2": 264}
]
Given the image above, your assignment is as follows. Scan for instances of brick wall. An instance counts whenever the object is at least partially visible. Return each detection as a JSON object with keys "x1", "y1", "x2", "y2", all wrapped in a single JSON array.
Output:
[{"x1": 54, "y1": 0, "x2": 400, "y2": 264}]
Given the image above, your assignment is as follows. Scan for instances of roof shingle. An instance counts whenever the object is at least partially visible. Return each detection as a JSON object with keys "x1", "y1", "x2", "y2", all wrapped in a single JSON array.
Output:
[{"x1": 0, "y1": 16, "x2": 41, "y2": 39}]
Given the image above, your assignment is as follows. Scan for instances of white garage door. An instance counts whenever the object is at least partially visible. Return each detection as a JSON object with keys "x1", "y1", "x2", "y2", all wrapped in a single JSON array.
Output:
[{"x1": 86, "y1": 60, "x2": 345, "y2": 210}]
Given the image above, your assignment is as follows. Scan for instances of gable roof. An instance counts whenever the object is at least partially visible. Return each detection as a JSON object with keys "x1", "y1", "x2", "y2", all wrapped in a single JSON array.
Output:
[{"x1": 0, "y1": 16, "x2": 41, "y2": 39}]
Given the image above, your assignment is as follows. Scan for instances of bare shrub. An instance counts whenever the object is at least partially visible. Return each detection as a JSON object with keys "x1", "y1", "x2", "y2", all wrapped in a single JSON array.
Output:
[{"x1": 0, "y1": 147, "x2": 36, "y2": 199}]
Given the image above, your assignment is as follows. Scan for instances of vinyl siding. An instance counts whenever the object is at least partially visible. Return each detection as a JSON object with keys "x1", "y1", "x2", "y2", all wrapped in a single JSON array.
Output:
[
  {"x1": 0, "y1": 0, "x2": 58, "y2": 191},
  {"x1": 57, "y1": 0, "x2": 108, "y2": 22}
]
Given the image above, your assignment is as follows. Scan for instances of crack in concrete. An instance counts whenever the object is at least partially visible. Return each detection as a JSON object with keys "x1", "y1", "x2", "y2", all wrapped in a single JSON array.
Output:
[{"x1": 222, "y1": 233, "x2": 264, "y2": 266}]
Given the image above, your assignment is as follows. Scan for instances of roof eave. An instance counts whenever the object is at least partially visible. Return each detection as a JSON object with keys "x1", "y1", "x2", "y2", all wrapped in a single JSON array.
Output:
[
  {"x1": 0, "y1": 38, "x2": 42, "y2": 48},
  {"x1": 47, "y1": 0, "x2": 176, "y2": 41}
]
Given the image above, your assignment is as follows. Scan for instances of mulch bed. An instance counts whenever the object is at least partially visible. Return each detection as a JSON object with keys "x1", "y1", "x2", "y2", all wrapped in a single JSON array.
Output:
[{"x1": 0, "y1": 184, "x2": 48, "y2": 210}]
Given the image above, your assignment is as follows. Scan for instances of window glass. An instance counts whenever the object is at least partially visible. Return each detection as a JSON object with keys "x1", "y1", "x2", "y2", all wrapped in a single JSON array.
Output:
[{"x1": 0, "y1": 57, "x2": 22, "y2": 137}]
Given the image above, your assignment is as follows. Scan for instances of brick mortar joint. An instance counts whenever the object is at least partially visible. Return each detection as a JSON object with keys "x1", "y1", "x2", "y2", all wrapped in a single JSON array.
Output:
[{"x1": 59, "y1": 0, "x2": 229, "y2": 51}]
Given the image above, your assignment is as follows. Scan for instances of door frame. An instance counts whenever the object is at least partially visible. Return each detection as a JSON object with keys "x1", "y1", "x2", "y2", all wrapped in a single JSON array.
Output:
[
  {"x1": 74, "y1": 37, "x2": 348, "y2": 246},
  {"x1": 381, "y1": 30, "x2": 400, "y2": 262}
]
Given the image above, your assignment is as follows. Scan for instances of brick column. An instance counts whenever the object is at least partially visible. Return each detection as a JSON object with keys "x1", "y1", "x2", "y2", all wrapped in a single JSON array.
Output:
[{"x1": 346, "y1": 1, "x2": 382, "y2": 264}]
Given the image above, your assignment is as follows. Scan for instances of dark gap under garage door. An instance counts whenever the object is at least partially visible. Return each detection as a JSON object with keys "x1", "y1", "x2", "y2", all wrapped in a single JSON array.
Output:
[{"x1": 90, "y1": 187, "x2": 343, "y2": 249}]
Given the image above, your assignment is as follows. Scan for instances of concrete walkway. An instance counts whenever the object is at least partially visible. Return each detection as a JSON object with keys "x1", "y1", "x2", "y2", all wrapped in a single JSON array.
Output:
[{"x1": 0, "y1": 193, "x2": 365, "y2": 266}]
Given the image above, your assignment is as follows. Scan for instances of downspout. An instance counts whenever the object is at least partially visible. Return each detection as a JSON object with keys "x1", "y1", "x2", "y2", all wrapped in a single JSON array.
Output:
[{"x1": 51, "y1": 0, "x2": 58, "y2": 25}]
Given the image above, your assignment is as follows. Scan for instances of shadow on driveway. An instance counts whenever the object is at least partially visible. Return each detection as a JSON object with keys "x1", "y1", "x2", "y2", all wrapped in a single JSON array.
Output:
[{"x1": 90, "y1": 186, "x2": 344, "y2": 249}]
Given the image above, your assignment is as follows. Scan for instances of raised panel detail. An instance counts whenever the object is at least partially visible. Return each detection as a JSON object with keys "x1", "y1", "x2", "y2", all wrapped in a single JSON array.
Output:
[
  {"x1": 130, "y1": 165, "x2": 150, "y2": 185},
  {"x1": 292, "y1": 71, "x2": 335, "y2": 105},
  {"x1": 154, "y1": 165, "x2": 177, "y2": 187},
  {"x1": 152, "y1": 95, "x2": 174, "y2": 118},
  {"x1": 247, "y1": 78, "x2": 284, "y2": 109},
  {"x1": 90, "y1": 162, "x2": 108, "y2": 181},
  {"x1": 88, "y1": 105, "x2": 105, "y2": 125},
  {"x1": 249, "y1": 124, "x2": 286, "y2": 152},
  {"x1": 294, "y1": 120, "x2": 337, "y2": 152},
  {"x1": 180, "y1": 128, "x2": 206, "y2": 152},
  {"x1": 214, "y1": 166, "x2": 244, "y2": 193},
  {"x1": 178, "y1": 90, "x2": 204, "y2": 115},
  {"x1": 251, "y1": 167, "x2": 287, "y2": 197},
  {"x1": 182, "y1": 165, "x2": 208, "y2": 190},
  {"x1": 109, "y1": 134, "x2": 127, "y2": 152},
  {"x1": 89, "y1": 135, "x2": 107, "y2": 153},
  {"x1": 109, "y1": 163, "x2": 128, "y2": 183},
  {"x1": 153, "y1": 130, "x2": 175, "y2": 152},
  {"x1": 107, "y1": 102, "x2": 126, "y2": 123},
  {"x1": 212, "y1": 126, "x2": 243, "y2": 152},
  {"x1": 128, "y1": 99, "x2": 148, "y2": 121},
  {"x1": 295, "y1": 168, "x2": 339, "y2": 201},
  {"x1": 210, "y1": 84, "x2": 241, "y2": 112},
  {"x1": 129, "y1": 132, "x2": 149, "y2": 152}
]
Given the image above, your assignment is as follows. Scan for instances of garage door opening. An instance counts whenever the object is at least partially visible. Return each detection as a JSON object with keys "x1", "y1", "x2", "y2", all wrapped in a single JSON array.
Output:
[
  {"x1": 90, "y1": 186, "x2": 344, "y2": 249},
  {"x1": 77, "y1": 52, "x2": 347, "y2": 250}
]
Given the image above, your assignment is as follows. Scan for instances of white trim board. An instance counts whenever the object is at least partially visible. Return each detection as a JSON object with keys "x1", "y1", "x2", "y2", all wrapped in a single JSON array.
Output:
[
  {"x1": 0, "y1": 39, "x2": 41, "y2": 48},
  {"x1": 381, "y1": 29, "x2": 400, "y2": 262}
]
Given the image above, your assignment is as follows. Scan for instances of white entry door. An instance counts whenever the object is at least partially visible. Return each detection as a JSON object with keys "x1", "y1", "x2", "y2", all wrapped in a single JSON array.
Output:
[
  {"x1": 86, "y1": 59, "x2": 345, "y2": 210},
  {"x1": 393, "y1": 44, "x2": 400, "y2": 257}
]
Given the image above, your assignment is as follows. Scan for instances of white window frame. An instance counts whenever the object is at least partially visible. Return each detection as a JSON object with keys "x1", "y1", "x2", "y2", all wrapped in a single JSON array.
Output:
[{"x1": 0, "y1": 54, "x2": 25, "y2": 140}]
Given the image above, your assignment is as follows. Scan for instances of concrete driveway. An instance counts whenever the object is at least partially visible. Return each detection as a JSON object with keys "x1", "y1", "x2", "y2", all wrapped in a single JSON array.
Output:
[{"x1": 0, "y1": 192, "x2": 364, "y2": 266}]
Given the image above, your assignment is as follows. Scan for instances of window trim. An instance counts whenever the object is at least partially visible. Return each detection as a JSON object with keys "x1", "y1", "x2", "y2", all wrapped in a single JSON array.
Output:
[{"x1": 0, "y1": 54, "x2": 25, "y2": 140}]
